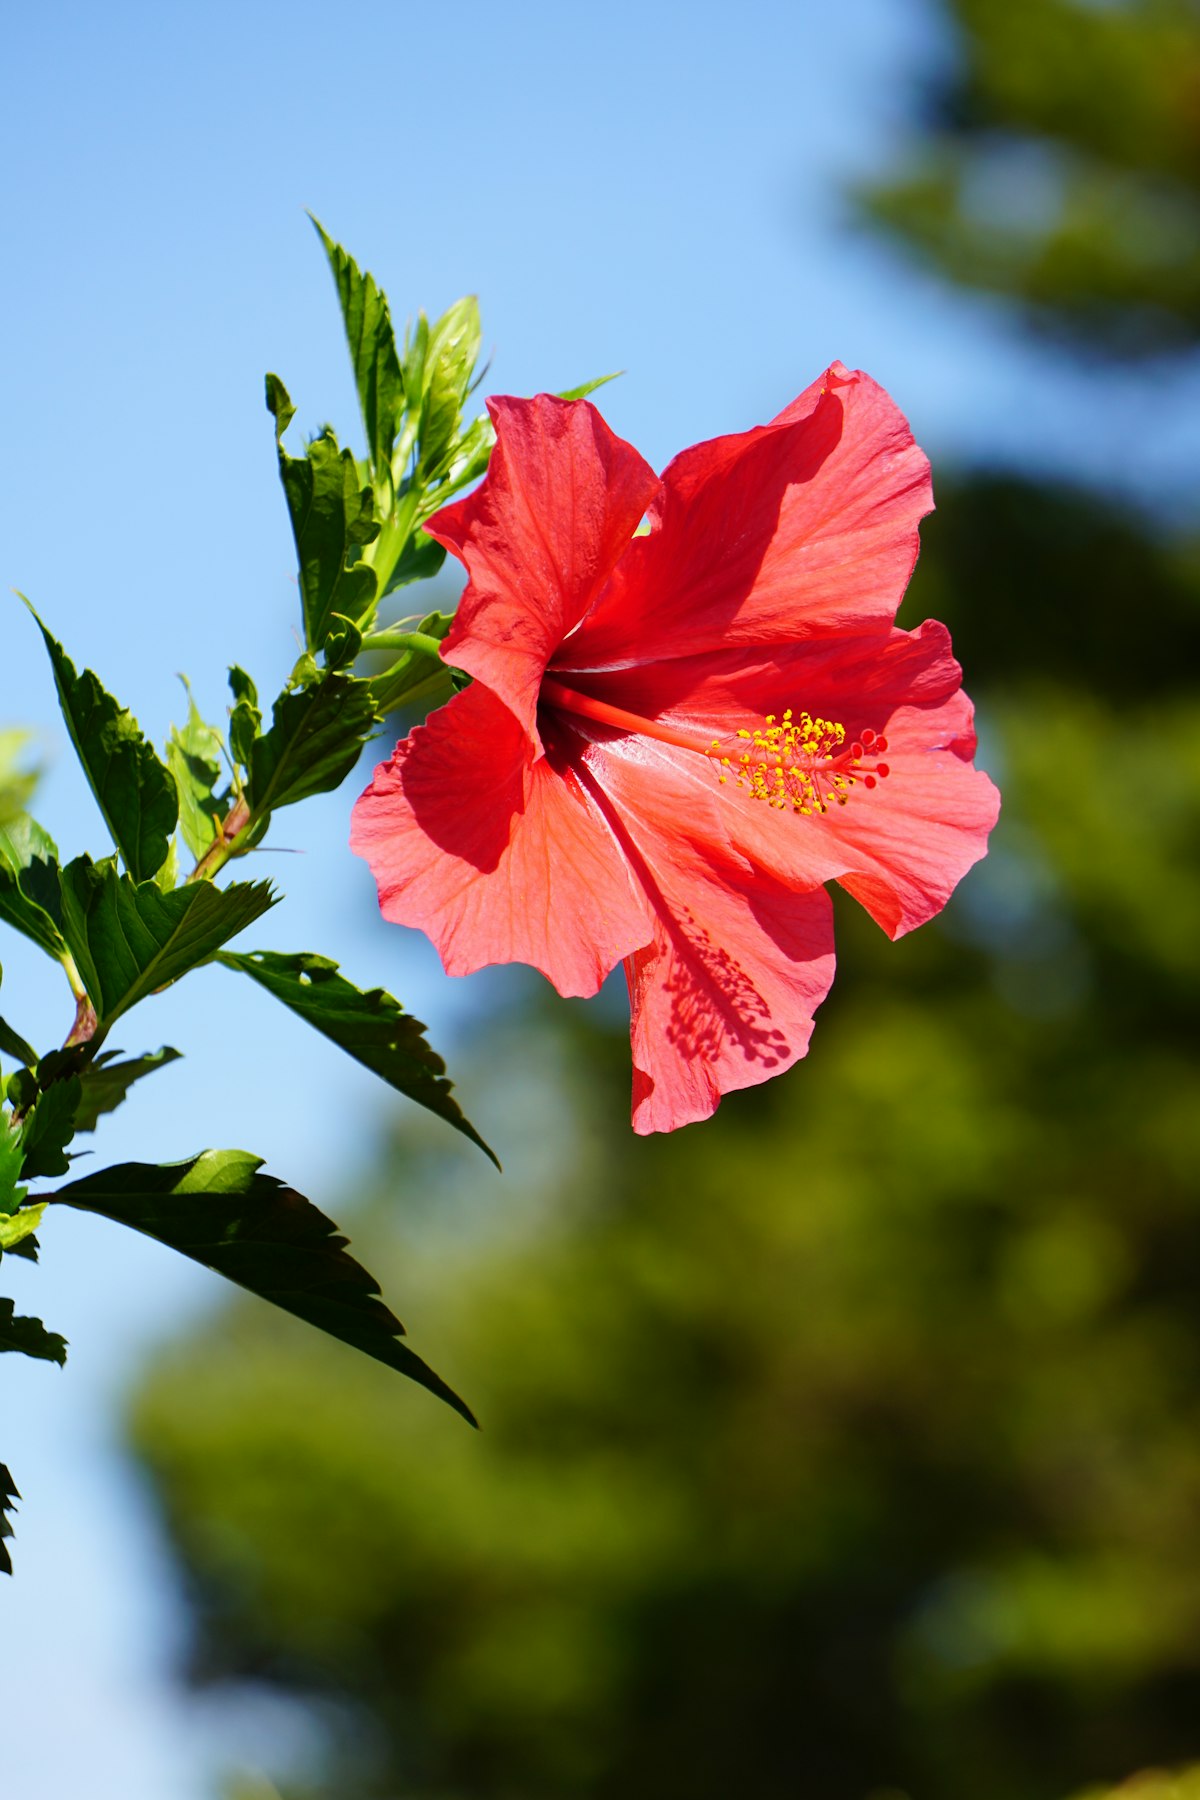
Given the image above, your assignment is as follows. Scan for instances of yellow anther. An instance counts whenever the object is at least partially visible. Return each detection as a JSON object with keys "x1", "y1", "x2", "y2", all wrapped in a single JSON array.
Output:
[{"x1": 704, "y1": 705, "x2": 874, "y2": 821}]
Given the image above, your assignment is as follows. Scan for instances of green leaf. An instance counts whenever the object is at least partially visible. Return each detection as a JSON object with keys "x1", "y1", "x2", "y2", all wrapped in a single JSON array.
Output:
[
  {"x1": 379, "y1": 528, "x2": 446, "y2": 597},
  {"x1": 0, "y1": 1118, "x2": 25, "y2": 1216},
  {"x1": 0, "y1": 1234, "x2": 39, "y2": 1264},
  {"x1": 50, "y1": 1151, "x2": 475, "y2": 1424},
  {"x1": 442, "y1": 411, "x2": 494, "y2": 481},
  {"x1": 555, "y1": 370, "x2": 624, "y2": 402},
  {"x1": 216, "y1": 951, "x2": 497, "y2": 1164},
  {"x1": 0, "y1": 1203, "x2": 45, "y2": 1252},
  {"x1": 1, "y1": 1462, "x2": 19, "y2": 1575},
  {"x1": 0, "y1": 985, "x2": 37, "y2": 1069},
  {"x1": 228, "y1": 666, "x2": 262, "y2": 772},
  {"x1": 167, "y1": 684, "x2": 224, "y2": 861},
  {"x1": 0, "y1": 815, "x2": 66, "y2": 960},
  {"x1": 17, "y1": 1076, "x2": 79, "y2": 1180},
  {"x1": 418, "y1": 297, "x2": 482, "y2": 479},
  {"x1": 322, "y1": 614, "x2": 364, "y2": 671},
  {"x1": 266, "y1": 377, "x2": 381, "y2": 651},
  {"x1": 26, "y1": 606, "x2": 178, "y2": 883},
  {"x1": 401, "y1": 311, "x2": 431, "y2": 428},
  {"x1": 0, "y1": 1018, "x2": 36, "y2": 1066},
  {"x1": 248, "y1": 671, "x2": 378, "y2": 815},
  {"x1": 264, "y1": 371, "x2": 295, "y2": 437},
  {"x1": 0, "y1": 1299, "x2": 66, "y2": 1364},
  {"x1": 310, "y1": 218, "x2": 406, "y2": 483},
  {"x1": 58, "y1": 856, "x2": 275, "y2": 1029},
  {"x1": 367, "y1": 608, "x2": 454, "y2": 713},
  {"x1": 73, "y1": 1047, "x2": 182, "y2": 1133}
]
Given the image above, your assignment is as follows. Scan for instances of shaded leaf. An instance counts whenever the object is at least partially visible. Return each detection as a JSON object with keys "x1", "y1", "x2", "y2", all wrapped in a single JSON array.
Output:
[
  {"x1": 266, "y1": 377, "x2": 381, "y2": 650},
  {"x1": 27, "y1": 607, "x2": 177, "y2": 882},
  {"x1": 0, "y1": 1012, "x2": 37, "y2": 1071},
  {"x1": 50, "y1": 1151, "x2": 474, "y2": 1423},
  {"x1": 73, "y1": 1047, "x2": 182, "y2": 1133},
  {"x1": 0, "y1": 1461, "x2": 18, "y2": 1575},
  {"x1": 167, "y1": 685, "x2": 224, "y2": 861},
  {"x1": 0, "y1": 1299, "x2": 66, "y2": 1364},
  {"x1": 248, "y1": 671, "x2": 378, "y2": 815},
  {"x1": 217, "y1": 951, "x2": 496, "y2": 1164},
  {"x1": 0, "y1": 1233, "x2": 39, "y2": 1264},
  {"x1": 58, "y1": 856, "x2": 275, "y2": 1028},
  {"x1": 0, "y1": 815, "x2": 65, "y2": 960},
  {"x1": 310, "y1": 217, "x2": 406, "y2": 482},
  {"x1": 322, "y1": 614, "x2": 364, "y2": 671},
  {"x1": 17, "y1": 1076, "x2": 79, "y2": 1179}
]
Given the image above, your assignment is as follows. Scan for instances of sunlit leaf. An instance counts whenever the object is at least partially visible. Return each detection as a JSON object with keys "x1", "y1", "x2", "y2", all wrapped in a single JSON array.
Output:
[
  {"x1": 310, "y1": 217, "x2": 406, "y2": 482},
  {"x1": 248, "y1": 671, "x2": 378, "y2": 815},
  {"x1": 58, "y1": 856, "x2": 275, "y2": 1029},
  {"x1": 0, "y1": 1117, "x2": 25, "y2": 1217},
  {"x1": 228, "y1": 665, "x2": 262, "y2": 773},
  {"x1": 0, "y1": 1202, "x2": 45, "y2": 1252},
  {"x1": 167, "y1": 685, "x2": 224, "y2": 861},
  {"x1": 419, "y1": 296, "x2": 482, "y2": 479},
  {"x1": 379, "y1": 528, "x2": 446, "y2": 596},
  {"x1": 0, "y1": 814, "x2": 66, "y2": 960},
  {"x1": 555, "y1": 371, "x2": 624, "y2": 402},
  {"x1": 266, "y1": 376, "x2": 381, "y2": 650}
]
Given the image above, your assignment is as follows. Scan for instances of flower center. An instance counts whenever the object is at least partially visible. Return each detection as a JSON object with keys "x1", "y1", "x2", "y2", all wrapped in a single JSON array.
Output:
[
  {"x1": 711, "y1": 710, "x2": 889, "y2": 815},
  {"x1": 540, "y1": 678, "x2": 888, "y2": 815}
]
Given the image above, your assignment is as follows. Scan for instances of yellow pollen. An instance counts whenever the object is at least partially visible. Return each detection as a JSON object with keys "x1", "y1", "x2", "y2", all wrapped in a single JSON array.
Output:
[
  {"x1": 535, "y1": 678, "x2": 890, "y2": 823},
  {"x1": 705, "y1": 710, "x2": 889, "y2": 816}
]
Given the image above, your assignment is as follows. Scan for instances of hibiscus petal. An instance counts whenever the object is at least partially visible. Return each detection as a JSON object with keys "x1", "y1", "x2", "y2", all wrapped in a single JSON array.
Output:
[
  {"x1": 818, "y1": 695, "x2": 1000, "y2": 939},
  {"x1": 568, "y1": 619, "x2": 998, "y2": 946},
  {"x1": 424, "y1": 394, "x2": 660, "y2": 743},
  {"x1": 567, "y1": 618, "x2": 964, "y2": 738},
  {"x1": 350, "y1": 683, "x2": 654, "y2": 997},
  {"x1": 557, "y1": 362, "x2": 932, "y2": 673},
  {"x1": 689, "y1": 622, "x2": 1001, "y2": 939},
  {"x1": 573, "y1": 743, "x2": 837, "y2": 1133},
  {"x1": 624, "y1": 853, "x2": 836, "y2": 1136}
]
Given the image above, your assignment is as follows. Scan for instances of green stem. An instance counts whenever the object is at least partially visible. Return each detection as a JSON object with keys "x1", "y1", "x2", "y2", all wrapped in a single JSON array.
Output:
[
  {"x1": 60, "y1": 952, "x2": 99, "y2": 1050},
  {"x1": 359, "y1": 628, "x2": 446, "y2": 659},
  {"x1": 187, "y1": 794, "x2": 252, "y2": 884}
]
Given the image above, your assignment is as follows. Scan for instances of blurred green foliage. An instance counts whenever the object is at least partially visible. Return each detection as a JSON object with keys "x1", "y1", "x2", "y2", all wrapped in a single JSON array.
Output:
[
  {"x1": 0, "y1": 731, "x2": 39, "y2": 830},
  {"x1": 858, "y1": 0, "x2": 1200, "y2": 355},
  {"x1": 1074, "y1": 1774, "x2": 1200, "y2": 1800},
  {"x1": 127, "y1": 1, "x2": 1200, "y2": 1795},
  {"x1": 131, "y1": 469, "x2": 1200, "y2": 1798}
]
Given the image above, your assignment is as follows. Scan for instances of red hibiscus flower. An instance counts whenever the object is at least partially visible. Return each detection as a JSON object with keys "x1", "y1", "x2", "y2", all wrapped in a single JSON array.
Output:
[{"x1": 351, "y1": 365, "x2": 1000, "y2": 1133}]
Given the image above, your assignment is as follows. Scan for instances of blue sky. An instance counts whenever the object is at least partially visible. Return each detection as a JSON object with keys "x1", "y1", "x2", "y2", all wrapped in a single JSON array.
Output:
[{"x1": 2, "y1": 1, "x2": 1194, "y2": 1794}]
